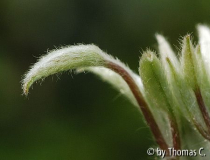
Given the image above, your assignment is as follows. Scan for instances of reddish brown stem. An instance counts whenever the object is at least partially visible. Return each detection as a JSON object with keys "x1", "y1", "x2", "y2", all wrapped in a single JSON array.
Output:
[
  {"x1": 192, "y1": 119, "x2": 210, "y2": 141},
  {"x1": 169, "y1": 116, "x2": 181, "y2": 151},
  {"x1": 195, "y1": 89, "x2": 210, "y2": 135},
  {"x1": 107, "y1": 61, "x2": 169, "y2": 153}
]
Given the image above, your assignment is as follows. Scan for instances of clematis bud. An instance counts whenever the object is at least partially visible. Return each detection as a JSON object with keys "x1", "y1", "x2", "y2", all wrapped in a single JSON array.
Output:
[
  {"x1": 22, "y1": 44, "x2": 141, "y2": 97},
  {"x1": 180, "y1": 35, "x2": 197, "y2": 90},
  {"x1": 139, "y1": 51, "x2": 173, "y2": 114}
]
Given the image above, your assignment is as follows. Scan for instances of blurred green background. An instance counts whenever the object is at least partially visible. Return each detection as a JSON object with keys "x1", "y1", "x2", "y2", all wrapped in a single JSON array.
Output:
[{"x1": 0, "y1": 0, "x2": 210, "y2": 159}]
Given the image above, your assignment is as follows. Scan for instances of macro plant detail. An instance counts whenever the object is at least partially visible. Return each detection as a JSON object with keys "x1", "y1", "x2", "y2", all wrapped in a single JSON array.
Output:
[{"x1": 22, "y1": 25, "x2": 210, "y2": 159}]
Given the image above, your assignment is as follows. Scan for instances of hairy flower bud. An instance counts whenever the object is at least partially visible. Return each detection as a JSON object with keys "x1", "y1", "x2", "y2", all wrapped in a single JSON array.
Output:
[
  {"x1": 180, "y1": 35, "x2": 197, "y2": 90},
  {"x1": 22, "y1": 25, "x2": 210, "y2": 159},
  {"x1": 22, "y1": 44, "x2": 142, "y2": 97},
  {"x1": 139, "y1": 51, "x2": 173, "y2": 114}
]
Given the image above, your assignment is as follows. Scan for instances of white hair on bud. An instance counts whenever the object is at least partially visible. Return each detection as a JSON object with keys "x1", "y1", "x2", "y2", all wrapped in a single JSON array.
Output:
[
  {"x1": 22, "y1": 44, "x2": 142, "y2": 102},
  {"x1": 22, "y1": 44, "x2": 108, "y2": 94}
]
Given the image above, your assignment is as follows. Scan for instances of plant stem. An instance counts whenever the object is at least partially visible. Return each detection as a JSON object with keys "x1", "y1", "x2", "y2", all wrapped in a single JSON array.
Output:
[
  {"x1": 192, "y1": 119, "x2": 210, "y2": 141},
  {"x1": 169, "y1": 115, "x2": 181, "y2": 151},
  {"x1": 107, "y1": 61, "x2": 169, "y2": 154},
  {"x1": 195, "y1": 88, "x2": 210, "y2": 136}
]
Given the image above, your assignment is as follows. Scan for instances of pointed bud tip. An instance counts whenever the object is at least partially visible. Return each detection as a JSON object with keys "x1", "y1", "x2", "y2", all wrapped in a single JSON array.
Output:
[
  {"x1": 182, "y1": 34, "x2": 192, "y2": 45},
  {"x1": 182, "y1": 34, "x2": 193, "y2": 49},
  {"x1": 185, "y1": 34, "x2": 191, "y2": 40},
  {"x1": 142, "y1": 50, "x2": 155, "y2": 62},
  {"x1": 155, "y1": 34, "x2": 165, "y2": 44},
  {"x1": 145, "y1": 52, "x2": 153, "y2": 61}
]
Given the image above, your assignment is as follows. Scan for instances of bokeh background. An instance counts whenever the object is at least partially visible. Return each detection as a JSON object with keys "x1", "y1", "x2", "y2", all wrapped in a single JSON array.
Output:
[{"x1": 0, "y1": 0, "x2": 210, "y2": 159}]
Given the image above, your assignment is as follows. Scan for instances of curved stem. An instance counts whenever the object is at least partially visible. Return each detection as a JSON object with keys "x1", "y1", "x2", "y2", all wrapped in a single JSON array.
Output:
[
  {"x1": 195, "y1": 89, "x2": 210, "y2": 135},
  {"x1": 107, "y1": 61, "x2": 169, "y2": 154}
]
